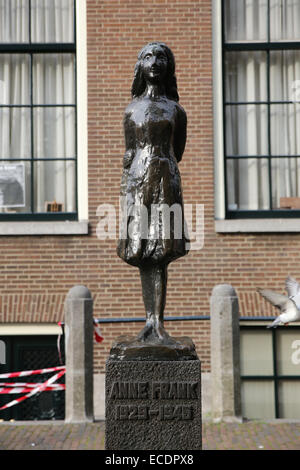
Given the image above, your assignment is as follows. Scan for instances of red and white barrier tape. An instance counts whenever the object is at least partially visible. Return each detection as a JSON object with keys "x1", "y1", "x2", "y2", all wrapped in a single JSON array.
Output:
[
  {"x1": 93, "y1": 319, "x2": 104, "y2": 343},
  {"x1": 0, "y1": 365, "x2": 65, "y2": 380},
  {"x1": 0, "y1": 384, "x2": 65, "y2": 394},
  {"x1": 0, "y1": 382, "x2": 64, "y2": 388},
  {"x1": 0, "y1": 369, "x2": 65, "y2": 410}
]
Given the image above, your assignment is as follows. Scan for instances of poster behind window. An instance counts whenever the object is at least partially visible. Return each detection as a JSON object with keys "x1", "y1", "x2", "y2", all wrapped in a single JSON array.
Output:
[{"x1": 0, "y1": 163, "x2": 25, "y2": 208}]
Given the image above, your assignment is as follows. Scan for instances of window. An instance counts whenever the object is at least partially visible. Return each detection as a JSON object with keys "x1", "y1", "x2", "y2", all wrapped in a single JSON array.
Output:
[
  {"x1": 0, "y1": 0, "x2": 77, "y2": 221},
  {"x1": 240, "y1": 324, "x2": 300, "y2": 419},
  {"x1": 223, "y1": 0, "x2": 300, "y2": 219}
]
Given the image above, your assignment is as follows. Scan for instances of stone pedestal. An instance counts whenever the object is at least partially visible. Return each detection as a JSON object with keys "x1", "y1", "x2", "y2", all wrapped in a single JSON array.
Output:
[
  {"x1": 210, "y1": 284, "x2": 242, "y2": 422},
  {"x1": 105, "y1": 358, "x2": 201, "y2": 450},
  {"x1": 64, "y1": 285, "x2": 94, "y2": 423}
]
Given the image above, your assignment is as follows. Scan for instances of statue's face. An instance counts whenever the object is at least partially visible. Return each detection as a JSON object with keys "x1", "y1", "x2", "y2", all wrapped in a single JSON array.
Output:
[{"x1": 141, "y1": 45, "x2": 168, "y2": 83}]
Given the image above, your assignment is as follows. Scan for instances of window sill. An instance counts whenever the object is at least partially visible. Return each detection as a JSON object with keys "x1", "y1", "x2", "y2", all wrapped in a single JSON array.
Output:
[
  {"x1": 215, "y1": 218, "x2": 300, "y2": 233},
  {"x1": 0, "y1": 220, "x2": 89, "y2": 236}
]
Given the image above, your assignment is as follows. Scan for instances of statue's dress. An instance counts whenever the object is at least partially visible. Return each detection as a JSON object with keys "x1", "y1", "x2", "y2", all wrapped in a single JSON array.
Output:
[{"x1": 117, "y1": 96, "x2": 189, "y2": 267}]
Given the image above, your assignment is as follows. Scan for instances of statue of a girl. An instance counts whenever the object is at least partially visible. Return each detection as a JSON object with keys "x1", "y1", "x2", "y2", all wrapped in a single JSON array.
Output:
[{"x1": 117, "y1": 42, "x2": 189, "y2": 346}]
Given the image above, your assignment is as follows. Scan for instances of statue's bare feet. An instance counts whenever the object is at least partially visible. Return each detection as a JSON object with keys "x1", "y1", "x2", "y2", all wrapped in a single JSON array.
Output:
[
  {"x1": 136, "y1": 320, "x2": 155, "y2": 342},
  {"x1": 137, "y1": 317, "x2": 176, "y2": 344},
  {"x1": 154, "y1": 319, "x2": 171, "y2": 342}
]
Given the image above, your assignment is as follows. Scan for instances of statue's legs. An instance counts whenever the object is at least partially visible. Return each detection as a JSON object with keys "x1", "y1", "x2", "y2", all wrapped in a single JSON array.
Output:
[{"x1": 137, "y1": 263, "x2": 171, "y2": 342}]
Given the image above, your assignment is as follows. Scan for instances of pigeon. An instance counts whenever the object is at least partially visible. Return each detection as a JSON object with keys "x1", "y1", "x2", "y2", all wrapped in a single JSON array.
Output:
[
  {"x1": 257, "y1": 278, "x2": 300, "y2": 328},
  {"x1": 285, "y1": 275, "x2": 300, "y2": 309}
]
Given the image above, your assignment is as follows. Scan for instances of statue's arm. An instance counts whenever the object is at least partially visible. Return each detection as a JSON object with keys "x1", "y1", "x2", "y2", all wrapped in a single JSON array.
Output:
[
  {"x1": 174, "y1": 105, "x2": 187, "y2": 163},
  {"x1": 123, "y1": 110, "x2": 136, "y2": 169}
]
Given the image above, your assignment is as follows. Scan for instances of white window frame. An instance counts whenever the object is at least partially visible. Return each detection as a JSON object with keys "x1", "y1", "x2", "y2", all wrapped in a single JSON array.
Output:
[
  {"x1": 0, "y1": 323, "x2": 61, "y2": 335},
  {"x1": 213, "y1": 0, "x2": 300, "y2": 233},
  {"x1": 0, "y1": 0, "x2": 88, "y2": 236}
]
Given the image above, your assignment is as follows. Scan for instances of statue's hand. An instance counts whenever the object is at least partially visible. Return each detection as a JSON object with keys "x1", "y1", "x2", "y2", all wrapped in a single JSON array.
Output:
[{"x1": 123, "y1": 150, "x2": 135, "y2": 169}]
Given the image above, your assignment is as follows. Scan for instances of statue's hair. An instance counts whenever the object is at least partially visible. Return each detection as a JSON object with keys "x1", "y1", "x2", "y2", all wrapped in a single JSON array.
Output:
[{"x1": 131, "y1": 42, "x2": 179, "y2": 102}]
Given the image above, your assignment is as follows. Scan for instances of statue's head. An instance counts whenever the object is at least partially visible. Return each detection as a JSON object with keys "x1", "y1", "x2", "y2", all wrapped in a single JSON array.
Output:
[{"x1": 131, "y1": 42, "x2": 179, "y2": 101}]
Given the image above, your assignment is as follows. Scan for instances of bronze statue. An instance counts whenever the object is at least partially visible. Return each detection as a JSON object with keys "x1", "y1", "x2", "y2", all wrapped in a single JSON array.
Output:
[{"x1": 115, "y1": 42, "x2": 194, "y2": 359}]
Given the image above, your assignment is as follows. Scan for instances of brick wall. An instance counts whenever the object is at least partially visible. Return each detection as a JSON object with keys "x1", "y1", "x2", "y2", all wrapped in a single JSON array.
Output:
[{"x1": 1, "y1": 0, "x2": 298, "y2": 373}]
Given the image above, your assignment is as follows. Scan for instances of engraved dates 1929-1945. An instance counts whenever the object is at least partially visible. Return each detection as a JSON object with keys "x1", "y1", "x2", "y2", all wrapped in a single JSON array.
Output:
[{"x1": 115, "y1": 404, "x2": 193, "y2": 421}]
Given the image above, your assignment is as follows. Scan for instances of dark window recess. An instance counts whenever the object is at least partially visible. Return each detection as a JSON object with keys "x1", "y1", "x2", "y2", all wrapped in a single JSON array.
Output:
[{"x1": 0, "y1": 336, "x2": 65, "y2": 421}]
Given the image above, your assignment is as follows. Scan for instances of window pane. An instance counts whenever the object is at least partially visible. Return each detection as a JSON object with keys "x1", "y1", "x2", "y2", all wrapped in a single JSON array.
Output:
[
  {"x1": 271, "y1": 104, "x2": 300, "y2": 156},
  {"x1": 33, "y1": 54, "x2": 75, "y2": 105},
  {"x1": 227, "y1": 158, "x2": 270, "y2": 210},
  {"x1": 270, "y1": 51, "x2": 300, "y2": 102},
  {"x1": 34, "y1": 160, "x2": 76, "y2": 213},
  {"x1": 272, "y1": 158, "x2": 300, "y2": 209},
  {"x1": 0, "y1": 161, "x2": 31, "y2": 213},
  {"x1": 224, "y1": 0, "x2": 268, "y2": 42},
  {"x1": 241, "y1": 381, "x2": 275, "y2": 419},
  {"x1": 225, "y1": 51, "x2": 267, "y2": 102},
  {"x1": 278, "y1": 381, "x2": 300, "y2": 419},
  {"x1": 0, "y1": 108, "x2": 31, "y2": 158},
  {"x1": 270, "y1": 0, "x2": 300, "y2": 41},
  {"x1": 33, "y1": 107, "x2": 75, "y2": 159},
  {"x1": 0, "y1": 0, "x2": 29, "y2": 43},
  {"x1": 276, "y1": 330, "x2": 300, "y2": 375},
  {"x1": 31, "y1": 0, "x2": 74, "y2": 43},
  {"x1": 0, "y1": 55, "x2": 30, "y2": 105},
  {"x1": 226, "y1": 105, "x2": 268, "y2": 156},
  {"x1": 240, "y1": 330, "x2": 273, "y2": 375}
]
